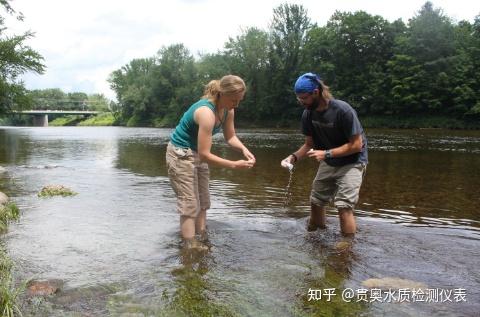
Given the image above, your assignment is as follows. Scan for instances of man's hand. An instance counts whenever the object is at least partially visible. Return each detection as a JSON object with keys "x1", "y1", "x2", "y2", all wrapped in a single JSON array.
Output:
[
  {"x1": 280, "y1": 155, "x2": 295, "y2": 170},
  {"x1": 307, "y1": 149, "x2": 326, "y2": 162}
]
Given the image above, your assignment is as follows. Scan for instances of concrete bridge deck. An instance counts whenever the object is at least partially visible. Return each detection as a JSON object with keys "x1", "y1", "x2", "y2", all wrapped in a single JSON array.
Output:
[{"x1": 14, "y1": 110, "x2": 100, "y2": 126}]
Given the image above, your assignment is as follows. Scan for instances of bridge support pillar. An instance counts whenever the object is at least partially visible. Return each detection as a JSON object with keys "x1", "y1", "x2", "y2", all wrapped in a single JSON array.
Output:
[{"x1": 33, "y1": 114, "x2": 48, "y2": 127}]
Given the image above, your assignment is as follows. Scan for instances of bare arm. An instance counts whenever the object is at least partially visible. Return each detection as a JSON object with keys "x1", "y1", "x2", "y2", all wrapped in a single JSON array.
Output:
[
  {"x1": 194, "y1": 107, "x2": 253, "y2": 169},
  {"x1": 223, "y1": 109, "x2": 255, "y2": 162},
  {"x1": 307, "y1": 134, "x2": 363, "y2": 161},
  {"x1": 283, "y1": 136, "x2": 315, "y2": 164}
]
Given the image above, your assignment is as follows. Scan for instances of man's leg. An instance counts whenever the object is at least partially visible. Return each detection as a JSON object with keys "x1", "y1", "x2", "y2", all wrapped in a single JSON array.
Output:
[
  {"x1": 308, "y1": 203, "x2": 327, "y2": 231},
  {"x1": 334, "y1": 163, "x2": 365, "y2": 236},
  {"x1": 338, "y1": 208, "x2": 356, "y2": 235},
  {"x1": 309, "y1": 162, "x2": 335, "y2": 231}
]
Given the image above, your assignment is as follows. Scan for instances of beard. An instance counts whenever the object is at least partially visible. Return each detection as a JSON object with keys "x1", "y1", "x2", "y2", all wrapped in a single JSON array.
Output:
[{"x1": 306, "y1": 97, "x2": 320, "y2": 111}]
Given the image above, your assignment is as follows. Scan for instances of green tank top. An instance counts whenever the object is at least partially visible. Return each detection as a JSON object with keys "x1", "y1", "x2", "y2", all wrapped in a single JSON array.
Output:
[{"x1": 170, "y1": 99, "x2": 227, "y2": 151}]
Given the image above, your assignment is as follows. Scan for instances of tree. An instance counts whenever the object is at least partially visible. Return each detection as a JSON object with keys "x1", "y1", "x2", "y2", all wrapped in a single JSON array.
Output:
[
  {"x1": 302, "y1": 24, "x2": 336, "y2": 83},
  {"x1": 108, "y1": 57, "x2": 157, "y2": 124},
  {"x1": 224, "y1": 27, "x2": 270, "y2": 121},
  {"x1": 67, "y1": 92, "x2": 88, "y2": 110},
  {"x1": 109, "y1": 44, "x2": 199, "y2": 126},
  {"x1": 452, "y1": 15, "x2": 480, "y2": 118},
  {"x1": 407, "y1": 2, "x2": 455, "y2": 63},
  {"x1": 0, "y1": 0, "x2": 44, "y2": 114},
  {"x1": 321, "y1": 11, "x2": 399, "y2": 113},
  {"x1": 153, "y1": 44, "x2": 198, "y2": 121},
  {"x1": 386, "y1": 1, "x2": 458, "y2": 115},
  {"x1": 86, "y1": 93, "x2": 110, "y2": 112},
  {"x1": 28, "y1": 88, "x2": 65, "y2": 110},
  {"x1": 268, "y1": 3, "x2": 311, "y2": 122}
]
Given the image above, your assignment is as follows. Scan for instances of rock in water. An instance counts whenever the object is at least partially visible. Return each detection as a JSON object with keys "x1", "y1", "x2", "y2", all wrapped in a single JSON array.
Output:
[
  {"x1": 27, "y1": 279, "x2": 64, "y2": 296},
  {"x1": 0, "y1": 192, "x2": 9, "y2": 205},
  {"x1": 362, "y1": 277, "x2": 427, "y2": 290}
]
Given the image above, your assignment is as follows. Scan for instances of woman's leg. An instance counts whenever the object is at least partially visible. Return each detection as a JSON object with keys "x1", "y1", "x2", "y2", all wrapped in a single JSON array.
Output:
[
  {"x1": 166, "y1": 145, "x2": 200, "y2": 241},
  {"x1": 180, "y1": 216, "x2": 196, "y2": 240},
  {"x1": 195, "y1": 161, "x2": 210, "y2": 237},
  {"x1": 195, "y1": 209, "x2": 207, "y2": 234}
]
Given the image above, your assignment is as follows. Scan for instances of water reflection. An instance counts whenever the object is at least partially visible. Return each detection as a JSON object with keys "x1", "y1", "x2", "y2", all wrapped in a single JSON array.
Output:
[{"x1": 116, "y1": 141, "x2": 167, "y2": 177}]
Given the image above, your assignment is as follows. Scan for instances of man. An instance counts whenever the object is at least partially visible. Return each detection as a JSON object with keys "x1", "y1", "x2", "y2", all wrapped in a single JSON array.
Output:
[{"x1": 281, "y1": 72, "x2": 368, "y2": 236}]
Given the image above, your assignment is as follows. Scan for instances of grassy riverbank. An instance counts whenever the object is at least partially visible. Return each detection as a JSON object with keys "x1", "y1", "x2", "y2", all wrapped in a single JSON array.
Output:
[
  {"x1": 0, "y1": 202, "x2": 22, "y2": 317},
  {"x1": 49, "y1": 113, "x2": 117, "y2": 126}
]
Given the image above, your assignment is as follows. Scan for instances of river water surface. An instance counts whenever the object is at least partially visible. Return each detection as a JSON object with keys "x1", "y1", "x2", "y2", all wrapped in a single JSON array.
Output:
[{"x1": 0, "y1": 127, "x2": 479, "y2": 316}]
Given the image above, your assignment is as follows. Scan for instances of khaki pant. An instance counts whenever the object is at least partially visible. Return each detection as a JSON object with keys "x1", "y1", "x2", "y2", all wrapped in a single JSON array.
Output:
[
  {"x1": 166, "y1": 142, "x2": 210, "y2": 217},
  {"x1": 311, "y1": 161, "x2": 366, "y2": 210}
]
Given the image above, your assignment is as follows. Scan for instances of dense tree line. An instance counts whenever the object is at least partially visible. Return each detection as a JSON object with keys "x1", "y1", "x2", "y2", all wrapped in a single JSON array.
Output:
[{"x1": 109, "y1": 2, "x2": 480, "y2": 127}]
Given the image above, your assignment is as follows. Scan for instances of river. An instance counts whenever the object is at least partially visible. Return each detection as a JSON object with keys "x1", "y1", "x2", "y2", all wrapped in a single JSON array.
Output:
[{"x1": 0, "y1": 127, "x2": 479, "y2": 316}]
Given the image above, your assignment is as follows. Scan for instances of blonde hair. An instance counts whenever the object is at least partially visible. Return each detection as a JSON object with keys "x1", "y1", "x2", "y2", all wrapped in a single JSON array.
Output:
[
  {"x1": 202, "y1": 75, "x2": 246, "y2": 101},
  {"x1": 319, "y1": 81, "x2": 333, "y2": 100}
]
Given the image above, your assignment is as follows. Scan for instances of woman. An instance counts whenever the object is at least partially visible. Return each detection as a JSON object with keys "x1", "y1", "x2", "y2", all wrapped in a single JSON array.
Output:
[{"x1": 166, "y1": 75, "x2": 255, "y2": 248}]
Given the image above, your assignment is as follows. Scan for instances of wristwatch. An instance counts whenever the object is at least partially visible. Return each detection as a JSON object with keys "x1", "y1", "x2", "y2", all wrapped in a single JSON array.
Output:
[{"x1": 325, "y1": 149, "x2": 333, "y2": 159}]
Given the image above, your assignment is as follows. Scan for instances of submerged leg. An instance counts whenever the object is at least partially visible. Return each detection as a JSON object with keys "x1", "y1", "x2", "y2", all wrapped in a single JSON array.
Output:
[
  {"x1": 181, "y1": 214, "x2": 208, "y2": 251},
  {"x1": 180, "y1": 215, "x2": 195, "y2": 240},
  {"x1": 338, "y1": 208, "x2": 356, "y2": 235},
  {"x1": 308, "y1": 203, "x2": 327, "y2": 231},
  {"x1": 195, "y1": 209, "x2": 207, "y2": 234}
]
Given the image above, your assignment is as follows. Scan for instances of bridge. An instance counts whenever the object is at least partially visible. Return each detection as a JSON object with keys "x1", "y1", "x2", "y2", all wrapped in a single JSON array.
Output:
[{"x1": 14, "y1": 110, "x2": 100, "y2": 127}]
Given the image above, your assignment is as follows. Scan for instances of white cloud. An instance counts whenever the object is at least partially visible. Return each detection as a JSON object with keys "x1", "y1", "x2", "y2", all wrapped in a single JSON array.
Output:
[{"x1": 4, "y1": 0, "x2": 478, "y2": 100}]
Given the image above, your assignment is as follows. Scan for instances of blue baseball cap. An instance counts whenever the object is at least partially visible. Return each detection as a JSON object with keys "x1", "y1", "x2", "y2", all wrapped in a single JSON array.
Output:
[{"x1": 294, "y1": 72, "x2": 321, "y2": 94}]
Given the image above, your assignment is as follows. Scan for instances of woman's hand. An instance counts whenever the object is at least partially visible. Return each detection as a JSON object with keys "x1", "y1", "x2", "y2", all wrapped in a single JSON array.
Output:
[
  {"x1": 232, "y1": 159, "x2": 255, "y2": 169},
  {"x1": 242, "y1": 148, "x2": 256, "y2": 163}
]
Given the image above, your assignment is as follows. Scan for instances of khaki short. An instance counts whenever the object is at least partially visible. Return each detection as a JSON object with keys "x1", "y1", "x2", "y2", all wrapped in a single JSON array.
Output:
[
  {"x1": 310, "y1": 161, "x2": 366, "y2": 210},
  {"x1": 166, "y1": 142, "x2": 210, "y2": 217}
]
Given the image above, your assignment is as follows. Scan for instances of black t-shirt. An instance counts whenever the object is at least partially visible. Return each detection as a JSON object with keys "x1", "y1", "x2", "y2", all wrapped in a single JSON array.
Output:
[{"x1": 301, "y1": 99, "x2": 368, "y2": 166}]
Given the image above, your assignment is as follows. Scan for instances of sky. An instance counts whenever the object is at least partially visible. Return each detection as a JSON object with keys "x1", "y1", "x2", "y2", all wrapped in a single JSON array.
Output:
[{"x1": 4, "y1": 0, "x2": 479, "y2": 100}]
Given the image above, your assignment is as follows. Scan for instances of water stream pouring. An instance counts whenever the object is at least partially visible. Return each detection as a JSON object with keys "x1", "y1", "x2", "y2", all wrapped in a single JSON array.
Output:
[{"x1": 281, "y1": 161, "x2": 294, "y2": 206}]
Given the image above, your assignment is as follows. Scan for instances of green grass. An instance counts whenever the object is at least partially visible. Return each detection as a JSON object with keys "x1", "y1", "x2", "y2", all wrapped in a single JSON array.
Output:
[
  {"x1": 78, "y1": 113, "x2": 116, "y2": 126},
  {"x1": 49, "y1": 115, "x2": 83, "y2": 126},
  {"x1": 0, "y1": 274, "x2": 23, "y2": 317},
  {"x1": 0, "y1": 203, "x2": 20, "y2": 234},
  {"x1": 0, "y1": 249, "x2": 23, "y2": 317},
  {"x1": 37, "y1": 185, "x2": 77, "y2": 198},
  {"x1": 1, "y1": 202, "x2": 23, "y2": 317}
]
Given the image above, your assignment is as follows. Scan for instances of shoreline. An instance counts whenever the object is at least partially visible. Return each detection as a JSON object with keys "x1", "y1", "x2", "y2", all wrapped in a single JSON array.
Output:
[{"x1": 2, "y1": 113, "x2": 480, "y2": 130}]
